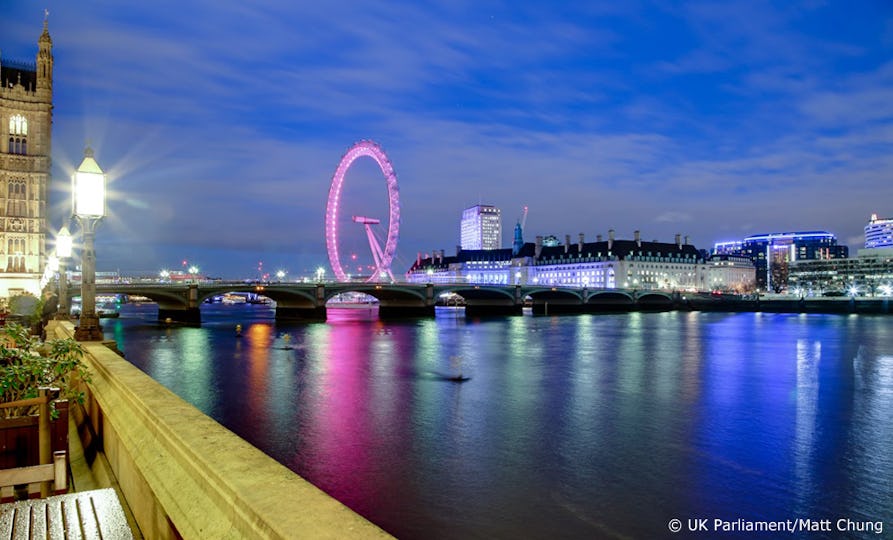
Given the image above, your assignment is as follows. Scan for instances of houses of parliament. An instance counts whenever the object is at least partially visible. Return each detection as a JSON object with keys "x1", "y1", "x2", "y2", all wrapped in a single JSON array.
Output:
[{"x1": 0, "y1": 20, "x2": 53, "y2": 297}]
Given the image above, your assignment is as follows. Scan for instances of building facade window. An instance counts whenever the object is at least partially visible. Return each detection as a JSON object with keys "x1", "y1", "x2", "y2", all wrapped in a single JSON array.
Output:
[
  {"x1": 8, "y1": 115, "x2": 28, "y2": 155},
  {"x1": 6, "y1": 181, "x2": 28, "y2": 216},
  {"x1": 6, "y1": 237, "x2": 26, "y2": 273},
  {"x1": 9, "y1": 115, "x2": 28, "y2": 135}
]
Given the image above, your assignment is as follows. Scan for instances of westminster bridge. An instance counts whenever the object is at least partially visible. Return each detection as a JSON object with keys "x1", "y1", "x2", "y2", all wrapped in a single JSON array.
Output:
[
  {"x1": 87, "y1": 281, "x2": 892, "y2": 324},
  {"x1": 87, "y1": 281, "x2": 693, "y2": 323}
]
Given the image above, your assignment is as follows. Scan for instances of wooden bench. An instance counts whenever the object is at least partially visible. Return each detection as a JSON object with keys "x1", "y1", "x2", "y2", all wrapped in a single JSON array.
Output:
[
  {"x1": 0, "y1": 451, "x2": 66, "y2": 499},
  {"x1": 0, "y1": 488, "x2": 132, "y2": 539}
]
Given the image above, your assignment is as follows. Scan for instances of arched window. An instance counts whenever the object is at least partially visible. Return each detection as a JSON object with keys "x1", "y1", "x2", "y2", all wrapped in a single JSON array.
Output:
[
  {"x1": 9, "y1": 115, "x2": 27, "y2": 136},
  {"x1": 8, "y1": 116, "x2": 28, "y2": 155},
  {"x1": 6, "y1": 181, "x2": 27, "y2": 217}
]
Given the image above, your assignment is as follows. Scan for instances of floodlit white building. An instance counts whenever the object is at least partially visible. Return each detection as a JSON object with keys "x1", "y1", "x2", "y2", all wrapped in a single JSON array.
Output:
[
  {"x1": 460, "y1": 205, "x2": 501, "y2": 251},
  {"x1": 408, "y1": 230, "x2": 756, "y2": 293}
]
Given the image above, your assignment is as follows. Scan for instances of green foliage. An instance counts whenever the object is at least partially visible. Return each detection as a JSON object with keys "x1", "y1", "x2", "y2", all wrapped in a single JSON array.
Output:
[
  {"x1": 7, "y1": 293, "x2": 43, "y2": 328},
  {"x1": 0, "y1": 322, "x2": 91, "y2": 419}
]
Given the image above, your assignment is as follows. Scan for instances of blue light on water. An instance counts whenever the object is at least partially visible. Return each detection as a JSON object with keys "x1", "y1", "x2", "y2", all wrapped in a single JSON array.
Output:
[{"x1": 107, "y1": 305, "x2": 893, "y2": 539}]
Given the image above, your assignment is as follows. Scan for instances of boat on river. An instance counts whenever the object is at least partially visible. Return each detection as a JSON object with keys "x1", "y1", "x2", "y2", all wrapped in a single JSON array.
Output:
[{"x1": 327, "y1": 292, "x2": 379, "y2": 309}]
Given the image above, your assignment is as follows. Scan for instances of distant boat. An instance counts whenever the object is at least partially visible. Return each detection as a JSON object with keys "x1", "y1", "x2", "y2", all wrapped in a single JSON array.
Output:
[
  {"x1": 447, "y1": 374, "x2": 470, "y2": 383},
  {"x1": 328, "y1": 292, "x2": 379, "y2": 309},
  {"x1": 221, "y1": 293, "x2": 248, "y2": 305}
]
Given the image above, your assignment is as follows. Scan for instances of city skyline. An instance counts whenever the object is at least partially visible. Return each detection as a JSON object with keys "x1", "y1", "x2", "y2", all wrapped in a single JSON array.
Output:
[{"x1": 4, "y1": 1, "x2": 892, "y2": 279}]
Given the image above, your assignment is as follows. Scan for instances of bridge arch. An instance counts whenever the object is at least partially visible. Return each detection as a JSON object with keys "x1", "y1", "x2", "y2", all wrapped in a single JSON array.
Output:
[
  {"x1": 433, "y1": 285, "x2": 521, "y2": 317},
  {"x1": 521, "y1": 287, "x2": 585, "y2": 315},
  {"x1": 635, "y1": 291, "x2": 675, "y2": 310}
]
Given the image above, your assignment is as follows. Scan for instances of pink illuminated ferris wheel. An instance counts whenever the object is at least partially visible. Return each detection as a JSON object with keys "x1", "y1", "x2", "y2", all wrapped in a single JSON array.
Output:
[{"x1": 325, "y1": 140, "x2": 400, "y2": 282}]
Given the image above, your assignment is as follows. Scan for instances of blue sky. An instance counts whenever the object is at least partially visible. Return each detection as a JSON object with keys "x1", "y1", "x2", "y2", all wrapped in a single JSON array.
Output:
[{"x1": 4, "y1": 1, "x2": 892, "y2": 279}]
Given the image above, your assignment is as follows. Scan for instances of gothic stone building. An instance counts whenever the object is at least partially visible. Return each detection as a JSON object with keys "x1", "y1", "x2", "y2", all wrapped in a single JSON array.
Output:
[{"x1": 0, "y1": 21, "x2": 53, "y2": 297}]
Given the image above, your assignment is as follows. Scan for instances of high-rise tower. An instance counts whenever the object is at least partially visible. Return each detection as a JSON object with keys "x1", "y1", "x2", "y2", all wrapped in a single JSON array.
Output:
[
  {"x1": 460, "y1": 205, "x2": 501, "y2": 251},
  {"x1": 864, "y1": 214, "x2": 893, "y2": 249},
  {"x1": 0, "y1": 18, "x2": 54, "y2": 296}
]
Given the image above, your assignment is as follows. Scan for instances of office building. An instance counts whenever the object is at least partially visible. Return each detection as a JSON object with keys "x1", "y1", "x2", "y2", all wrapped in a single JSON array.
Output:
[
  {"x1": 460, "y1": 205, "x2": 501, "y2": 251},
  {"x1": 865, "y1": 214, "x2": 893, "y2": 249},
  {"x1": 789, "y1": 247, "x2": 893, "y2": 296},
  {"x1": 714, "y1": 231, "x2": 848, "y2": 291}
]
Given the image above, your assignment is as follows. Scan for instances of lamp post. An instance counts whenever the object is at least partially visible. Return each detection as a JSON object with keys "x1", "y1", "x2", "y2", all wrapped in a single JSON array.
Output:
[
  {"x1": 72, "y1": 146, "x2": 106, "y2": 341},
  {"x1": 55, "y1": 226, "x2": 72, "y2": 319}
]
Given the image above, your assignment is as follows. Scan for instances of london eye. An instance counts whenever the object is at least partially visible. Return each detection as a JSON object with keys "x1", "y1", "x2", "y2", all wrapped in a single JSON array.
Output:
[{"x1": 325, "y1": 140, "x2": 400, "y2": 282}]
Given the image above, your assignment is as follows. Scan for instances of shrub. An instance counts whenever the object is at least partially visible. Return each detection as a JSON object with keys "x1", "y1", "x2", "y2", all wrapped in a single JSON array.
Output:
[{"x1": 0, "y1": 322, "x2": 90, "y2": 419}]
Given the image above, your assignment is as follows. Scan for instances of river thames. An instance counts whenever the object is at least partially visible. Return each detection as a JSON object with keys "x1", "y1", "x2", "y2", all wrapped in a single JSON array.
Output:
[{"x1": 105, "y1": 304, "x2": 892, "y2": 539}]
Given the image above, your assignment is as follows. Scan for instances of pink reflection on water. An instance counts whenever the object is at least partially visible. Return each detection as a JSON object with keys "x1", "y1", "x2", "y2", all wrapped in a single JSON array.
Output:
[
  {"x1": 301, "y1": 313, "x2": 377, "y2": 505},
  {"x1": 243, "y1": 323, "x2": 272, "y2": 421}
]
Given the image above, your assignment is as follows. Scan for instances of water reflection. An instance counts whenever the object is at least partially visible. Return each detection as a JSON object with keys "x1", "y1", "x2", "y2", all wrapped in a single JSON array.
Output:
[{"x1": 108, "y1": 306, "x2": 893, "y2": 539}]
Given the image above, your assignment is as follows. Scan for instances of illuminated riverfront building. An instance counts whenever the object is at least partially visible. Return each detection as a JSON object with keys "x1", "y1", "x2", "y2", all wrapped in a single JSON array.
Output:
[
  {"x1": 789, "y1": 248, "x2": 893, "y2": 296},
  {"x1": 714, "y1": 231, "x2": 848, "y2": 291},
  {"x1": 460, "y1": 205, "x2": 501, "y2": 251},
  {"x1": 0, "y1": 20, "x2": 53, "y2": 297},
  {"x1": 865, "y1": 213, "x2": 893, "y2": 249},
  {"x1": 408, "y1": 230, "x2": 756, "y2": 292}
]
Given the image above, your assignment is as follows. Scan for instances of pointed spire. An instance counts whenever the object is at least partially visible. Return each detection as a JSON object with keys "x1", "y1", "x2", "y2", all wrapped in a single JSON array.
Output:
[
  {"x1": 37, "y1": 12, "x2": 53, "y2": 90},
  {"x1": 40, "y1": 9, "x2": 52, "y2": 45}
]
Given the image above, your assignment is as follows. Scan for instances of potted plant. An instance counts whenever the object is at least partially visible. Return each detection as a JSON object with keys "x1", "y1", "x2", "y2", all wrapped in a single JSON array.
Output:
[{"x1": 0, "y1": 322, "x2": 90, "y2": 475}]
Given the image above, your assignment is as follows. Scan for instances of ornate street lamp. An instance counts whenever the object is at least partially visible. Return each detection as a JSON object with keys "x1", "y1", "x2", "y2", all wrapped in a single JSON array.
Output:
[
  {"x1": 55, "y1": 226, "x2": 72, "y2": 319},
  {"x1": 72, "y1": 146, "x2": 106, "y2": 341}
]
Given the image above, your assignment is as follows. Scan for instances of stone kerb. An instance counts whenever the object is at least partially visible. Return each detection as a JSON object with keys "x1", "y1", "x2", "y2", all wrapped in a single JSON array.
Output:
[{"x1": 47, "y1": 321, "x2": 390, "y2": 540}]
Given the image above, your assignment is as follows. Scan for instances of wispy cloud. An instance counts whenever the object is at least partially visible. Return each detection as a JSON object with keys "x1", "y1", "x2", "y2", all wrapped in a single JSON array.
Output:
[{"x1": 6, "y1": 0, "x2": 893, "y2": 276}]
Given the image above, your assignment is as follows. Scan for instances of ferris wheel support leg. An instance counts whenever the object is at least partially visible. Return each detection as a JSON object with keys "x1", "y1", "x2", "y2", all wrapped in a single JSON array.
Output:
[{"x1": 364, "y1": 224, "x2": 393, "y2": 282}]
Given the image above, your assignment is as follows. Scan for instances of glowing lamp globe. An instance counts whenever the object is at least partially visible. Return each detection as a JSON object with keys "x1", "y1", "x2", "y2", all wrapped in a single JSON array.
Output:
[
  {"x1": 72, "y1": 146, "x2": 106, "y2": 218},
  {"x1": 56, "y1": 226, "x2": 73, "y2": 258}
]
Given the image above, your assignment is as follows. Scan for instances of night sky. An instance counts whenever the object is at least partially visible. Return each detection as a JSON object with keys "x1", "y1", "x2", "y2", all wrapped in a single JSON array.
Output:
[{"x1": 3, "y1": 1, "x2": 892, "y2": 279}]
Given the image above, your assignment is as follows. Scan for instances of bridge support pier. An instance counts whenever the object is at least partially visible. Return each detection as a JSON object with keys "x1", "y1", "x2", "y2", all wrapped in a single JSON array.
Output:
[
  {"x1": 275, "y1": 306, "x2": 327, "y2": 322},
  {"x1": 158, "y1": 307, "x2": 201, "y2": 325}
]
